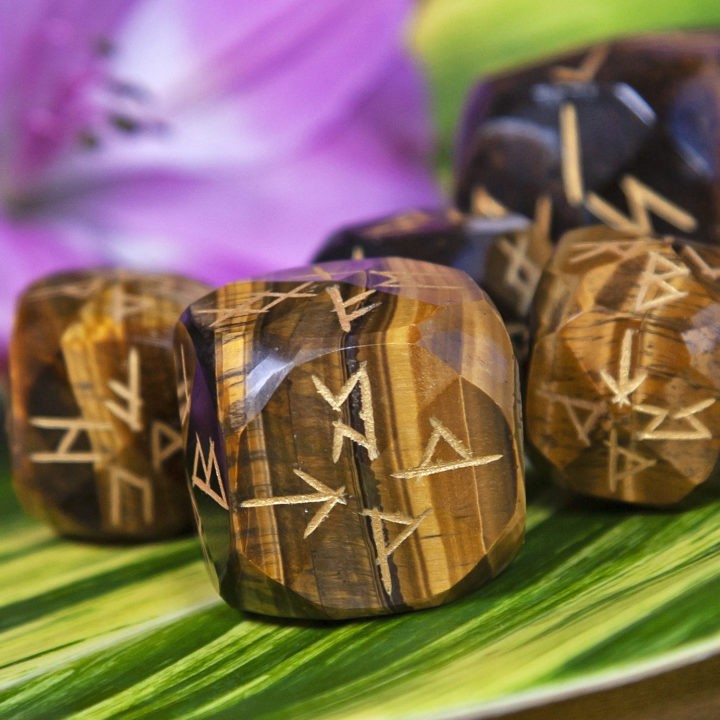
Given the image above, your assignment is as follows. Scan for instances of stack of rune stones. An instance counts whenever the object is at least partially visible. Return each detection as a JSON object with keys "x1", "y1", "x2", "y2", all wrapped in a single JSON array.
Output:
[{"x1": 7, "y1": 32, "x2": 720, "y2": 620}]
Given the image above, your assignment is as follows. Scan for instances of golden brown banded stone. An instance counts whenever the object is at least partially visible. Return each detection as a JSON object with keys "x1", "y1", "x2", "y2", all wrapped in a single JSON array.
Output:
[
  {"x1": 176, "y1": 257, "x2": 525, "y2": 619},
  {"x1": 9, "y1": 269, "x2": 210, "y2": 540},
  {"x1": 527, "y1": 226, "x2": 720, "y2": 505}
]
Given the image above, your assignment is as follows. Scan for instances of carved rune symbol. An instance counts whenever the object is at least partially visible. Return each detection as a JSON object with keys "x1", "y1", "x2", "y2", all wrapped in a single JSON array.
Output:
[
  {"x1": 191, "y1": 434, "x2": 228, "y2": 510},
  {"x1": 104, "y1": 347, "x2": 144, "y2": 432},
  {"x1": 496, "y1": 232, "x2": 542, "y2": 316},
  {"x1": 392, "y1": 417, "x2": 502, "y2": 480},
  {"x1": 151, "y1": 421, "x2": 183, "y2": 471},
  {"x1": 29, "y1": 417, "x2": 111, "y2": 464},
  {"x1": 27, "y1": 276, "x2": 105, "y2": 301},
  {"x1": 599, "y1": 329, "x2": 647, "y2": 407},
  {"x1": 538, "y1": 390, "x2": 605, "y2": 446},
  {"x1": 605, "y1": 427, "x2": 656, "y2": 491},
  {"x1": 195, "y1": 282, "x2": 318, "y2": 327},
  {"x1": 363, "y1": 507, "x2": 432, "y2": 594},
  {"x1": 177, "y1": 344, "x2": 191, "y2": 427},
  {"x1": 241, "y1": 469, "x2": 347, "y2": 538},
  {"x1": 634, "y1": 398, "x2": 715, "y2": 441},
  {"x1": 326, "y1": 284, "x2": 379, "y2": 332},
  {"x1": 109, "y1": 284, "x2": 154, "y2": 323},
  {"x1": 559, "y1": 101, "x2": 697, "y2": 235},
  {"x1": 680, "y1": 245, "x2": 720, "y2": 281},
  {"x1": 107, "y1": 465, "x2": 153, "y2": 526},
  {"x1": 633, "y1": 252, "x2": 689, "y2": 312},
  {"x1": 568, "y1": 240, "x2": 640, "y2": 266},
  {"x1": 313, "y1": 362, "x2": 379, "y2": 462},
  {"x1": 551, "y1": 45, "x2": 609, "y2": 83}
]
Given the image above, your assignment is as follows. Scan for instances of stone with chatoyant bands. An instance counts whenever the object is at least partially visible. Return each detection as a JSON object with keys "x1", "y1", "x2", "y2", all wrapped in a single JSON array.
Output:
[
  {"x1": 527, "y1": 225, "x2": 720, "y2": 505},
  {"x1": 176, "y1": 257, "x2": 525, "y2": 620},
  {"x1": 9, "y1": 269, "x2": 210, "y2": 541}
]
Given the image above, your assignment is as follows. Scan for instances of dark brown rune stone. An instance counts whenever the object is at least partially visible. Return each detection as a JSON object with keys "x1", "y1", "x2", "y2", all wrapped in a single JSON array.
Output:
[
  {"x1": 526, "y1": 225, "x2": 720, "y2": 505},
  {"x1": 9, "y1": 269, "x2": 210, "y2": 540},
  {"x1": 176, "y1": 257, "x2": 525, "y2": 619},
  {"x1": 455, "y1": 32, "x2": 720, "y2": 244}
]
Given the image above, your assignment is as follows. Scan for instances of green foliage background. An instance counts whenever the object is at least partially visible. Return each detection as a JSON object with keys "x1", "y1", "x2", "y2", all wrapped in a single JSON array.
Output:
[{"x1": 2, "y1": 1, "x2": 720, "y2": 718}]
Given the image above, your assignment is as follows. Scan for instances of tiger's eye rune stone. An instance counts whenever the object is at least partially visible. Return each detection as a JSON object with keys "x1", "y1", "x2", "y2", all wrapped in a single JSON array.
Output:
[
  {"x1": 176, "y1": 258, "x2": 525, "y2": 619},
  {"x1": 527, "y1": 226, "x2": 720, "y2": 505},
  {"x1": 9, "y1": 269, "x2": 210, "y2": 540},
  {"x1": 456, "y1": 32, "x2": 720, "y2": 244}
]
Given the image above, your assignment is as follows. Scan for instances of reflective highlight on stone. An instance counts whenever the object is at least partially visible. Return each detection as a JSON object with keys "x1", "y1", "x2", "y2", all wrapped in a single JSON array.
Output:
[
  {"x1": 176, "y1": 257, "x2": 525, "y2": 619},
  {"x1": 10, "y1": 269, "x2": 210, "y2": 540},
  {"x1": 456, "y1": 32, "x2": 720, "y2": 243},
  {"x1": 527, "y1": 226, "x2": 720, "y2": 504}
]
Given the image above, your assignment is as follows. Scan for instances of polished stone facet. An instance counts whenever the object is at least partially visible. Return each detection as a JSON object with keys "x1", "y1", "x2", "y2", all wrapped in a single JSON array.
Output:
[
  {"x1": 176, "y1": 257, "x2": 525, "y2": 619},
  {"x1": 314, "y1": 206, "x2": 552, "y2": 362},
  {"x1": 456, "y1": 32, "x2": 720, "y2": 243},
  {"x1": 527, "y1": 226, "x2": 720, "y2": 504},
  {"x1": 10, "y1": 269, "x2": 210, "y2": 540}
]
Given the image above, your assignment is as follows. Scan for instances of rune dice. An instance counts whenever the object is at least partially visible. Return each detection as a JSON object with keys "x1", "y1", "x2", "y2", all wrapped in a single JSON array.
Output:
[
  {"x1": 9, "y1": 269, "x2": 210, "y2": 540},
  {"x1": 176, "y1": 257, "x2": 525, "y2": 619},
  {"x1": 527, "y1": 226, "x2": 720, "y2": 505},
  {"x1": 314, "y1": 206, "x2": 552, "y2": 362},
  {"x1": 456, "y1": 32, "x2": 720, "y2": 243}
]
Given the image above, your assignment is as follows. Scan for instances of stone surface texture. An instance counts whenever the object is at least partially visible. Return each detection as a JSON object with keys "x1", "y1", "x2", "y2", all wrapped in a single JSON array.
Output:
[
  {"x1": 527, "y1": 226, "x2": 720, "y2": 505},
  {"x1": 455, "y1": 32, "x2": 720, "y2": 244},
  {"x1": 10, "y1": 269, "x2": 210, "y2": 540},
  {"x1": 176, "y1": 257, "x2": 525, "y2": 619}
]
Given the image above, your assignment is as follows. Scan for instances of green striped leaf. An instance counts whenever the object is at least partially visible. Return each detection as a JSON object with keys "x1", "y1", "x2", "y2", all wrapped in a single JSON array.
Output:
[{"x1": 2, "y1": 452, "x2": 719, "y2": 719}]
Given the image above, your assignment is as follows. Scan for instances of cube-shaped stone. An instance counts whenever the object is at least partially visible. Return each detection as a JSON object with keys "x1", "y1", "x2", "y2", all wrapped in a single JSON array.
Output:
[
  {"x1": 527, "y1": 226, "x2": 720, "y2": 504},
  {"x1": 10, "y1": 269, "x2": 210, "y2": 540},
  {"x1": 455, "y1": 32, "x2": 719, "y2": 244},
  {"x1": 176, "y1": 257, "x2": 524, "y2": 619},
  {"x1": 314, "y1": 205, "x2": 552, "y2": 363}
]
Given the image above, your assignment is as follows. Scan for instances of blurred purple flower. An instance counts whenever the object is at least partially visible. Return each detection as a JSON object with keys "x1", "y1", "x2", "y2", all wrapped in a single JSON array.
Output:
[{"x1": 0, "y1": 0, "x2": 439, "y2": 355}]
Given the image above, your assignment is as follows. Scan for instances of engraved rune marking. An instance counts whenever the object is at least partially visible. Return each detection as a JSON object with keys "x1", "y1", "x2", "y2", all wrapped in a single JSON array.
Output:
[
  {"x1": 559, "y1": 102, "x2": 584, "y2": 205},
  {"x1": 539, "y1": 390, "x2": 605, "y2": 446},
  {"x1": 605, "y1": 427, "x2": 656, "y2": 491},
  {"x1": 599, "y1": 329, "x2": 647, "y2": 407},
  {"x1": 151, "y1": 421, "x2": 183, "y2": 471},
  {"x1": 585, "y1": 176, "x2": 697, "y2": 235},
  {"x1": 109, "y1": 285, "x2": 153, "y2": 323},
  {"x1": 557, "y1": 97, "x2": 697, "y2": 235},
  {"x1": 362, "y1": 210, "x2": 432, "y2": 238},
  {"x1": 496, "y1": 232, "x2": 542, "y2": 315},
  {"x1": 191, "y1": 434, "x2": 229, "y2": 510},
  {"x1": 633, "y1": 252, "x2": 689, "y2": 312},
  {"x1": 679, "y1": 245, "x2": 720, "y2": 281},
  {"x1": 195, "y1": 282, "x2": 318, "y2": 327},
  {"x1": 471, "y1": 187, "x2": 509, "y2": 218},
  {"x1": 634, "y1": 398, "x2": 715, "y2": 441},
  {"x1": 392, "y1": 417, "x2": 502, "y2": 480},
  {"x1": 363, "y1": 507, "x2": 432, "y2": 594},
  {"x1": 178, "y1": 344, "x2": 191, "y2": 426},
  {"x1": 104, "y1": 347, "x2": 143, "y2": 432},
  {"x1": 551, "y1": 45, "x2": 609, "y2": 83},
  {"x1": 326, "y1": 285, "x2": 380, "y2": 332},
  {"x1": 240, "y1": 469, "x2": 347, "y2": 538},
  {"x1": 107, "y1": 465, "x2": 153, "y2": 526},
  {"x1": 29, "y1": 417, "x2": 111, "y2": 463},
  {"x1": 368, "y1": 270, "x2": 461, "y2": 291},
  {"x1": 568, "y1": 240, "x2": 639, "y2": 266},
  {"x1": 312, "y1": 363, "x2": 378, "y2": 462}
]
